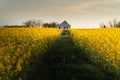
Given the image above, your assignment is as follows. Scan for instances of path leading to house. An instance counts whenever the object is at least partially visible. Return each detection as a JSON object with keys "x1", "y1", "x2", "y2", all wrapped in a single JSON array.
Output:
[{"x1": 30, "y1": 30, "x2": 113, "y2": 80}]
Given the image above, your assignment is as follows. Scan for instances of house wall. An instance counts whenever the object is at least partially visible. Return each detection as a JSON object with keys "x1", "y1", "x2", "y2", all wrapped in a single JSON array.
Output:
[
  {"x1": 58, "y1": 21, "x2": 71, "y2": 30},
  {"x1": 60, "y1": 23, "x2": 70, "y2": 28},
  {"x1": 59, "y1": 23, "x2": 70, "y2": 30}
]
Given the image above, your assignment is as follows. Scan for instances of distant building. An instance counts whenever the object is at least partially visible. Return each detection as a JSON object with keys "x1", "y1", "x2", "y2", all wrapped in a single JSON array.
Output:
[{"x1": 58, "y1": 21, "x2": 71, "y2": 30}]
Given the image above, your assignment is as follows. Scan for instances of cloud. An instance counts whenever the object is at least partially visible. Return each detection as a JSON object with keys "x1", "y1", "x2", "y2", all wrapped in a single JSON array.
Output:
[
  {"x1": 98, "y1": 0, "x2": 120, "y2": 5},
  {"x1": 65, "y1": 0, "x2": 120, "y2": 14},
  {"x1": 0, "y1": 0, "x2": 120, "y2": 26},
  {"x1": 66, "y1": 2, "x2": 94, "y2": 13},
  {"x1": 1, "y1": 0, "x2": 120, "y2": 15}
]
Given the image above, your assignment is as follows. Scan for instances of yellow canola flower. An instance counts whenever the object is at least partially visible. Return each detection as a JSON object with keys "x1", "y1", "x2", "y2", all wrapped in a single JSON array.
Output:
[
  {"x1": 70, "y1": 28, "x2": 120, "y2": 75},
  {"x1": 0, "y1": 28, "x2": 62, "y2": 79}
]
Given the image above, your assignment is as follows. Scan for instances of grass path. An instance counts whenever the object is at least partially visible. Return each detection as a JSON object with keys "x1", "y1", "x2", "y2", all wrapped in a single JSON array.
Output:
[{"x1": 30, "y1": 30, "x2": 113, "y2": 80}]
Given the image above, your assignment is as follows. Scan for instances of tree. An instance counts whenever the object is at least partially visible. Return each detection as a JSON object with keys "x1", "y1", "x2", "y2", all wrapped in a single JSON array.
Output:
[
  {"x1": 23, "y1": 19, "x2": 43, "y2": 27},
  {"x1": 43, "y1": 22, "x2": 58, "y2": 28},
  {"x1": 113, "y1": 19, "x2": 117, "y2": 27},
  {"x1": 116, "y1": 21, "x2": 120, "y2": 28},
  {"x1": 109, "y1": 21, "x2": 113, "y2": 28},
  {"x1": 100, "y1": 23, "x2": 106, "y2": 28},
  {"x1": 100, "y1": 19, "x2": 120, "y2": 28},
  {"x1": 43, "y1": 23, "x2": 49, "y2": 28}
]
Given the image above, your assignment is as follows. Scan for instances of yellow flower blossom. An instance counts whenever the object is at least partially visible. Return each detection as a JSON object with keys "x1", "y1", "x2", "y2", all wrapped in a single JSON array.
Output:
[
  {"x1": 0, "y1": 28, "x2": 62, "y2": 79},
  {"x1": 70, "y1": 28, "x2": 120, "y2": 75}
]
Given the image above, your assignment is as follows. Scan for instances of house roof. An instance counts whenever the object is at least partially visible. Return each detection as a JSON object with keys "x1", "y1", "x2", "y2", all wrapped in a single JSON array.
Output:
[
  {"x1": 60, "y1": 20, "x2": 71, "y2": 26},
  {"x1": 61, "y1": 20, "x2": 69, "y2": 24}
]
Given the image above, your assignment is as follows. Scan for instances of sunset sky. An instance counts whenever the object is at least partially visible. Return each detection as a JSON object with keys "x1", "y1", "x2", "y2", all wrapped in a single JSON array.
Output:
[{"x1": 0, "y1": 0, "x2": 120, "y2": 28}]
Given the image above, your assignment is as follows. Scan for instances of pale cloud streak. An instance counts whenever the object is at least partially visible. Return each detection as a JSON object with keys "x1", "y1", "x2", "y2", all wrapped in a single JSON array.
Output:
[
  {"x1": 65, "y1": 0, "x2": 120, "y2": 14},
  {"x1": 0, "y1": 0, "x2": 120, "y2": 27}
]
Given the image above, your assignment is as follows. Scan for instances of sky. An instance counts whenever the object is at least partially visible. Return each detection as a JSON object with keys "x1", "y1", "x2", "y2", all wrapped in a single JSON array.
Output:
[{"x1": 0, "y1": 0, "x2": 120, "y2": 28}]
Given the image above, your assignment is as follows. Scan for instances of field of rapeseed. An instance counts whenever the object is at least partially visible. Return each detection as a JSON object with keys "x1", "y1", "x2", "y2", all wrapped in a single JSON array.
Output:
[
  {"x1": 0, "y1": 28, "x2": 61, "y2": 80},
  {"x1": 70, "y1": 28, "x2": 120, "y2": 79},
  {"x1": 1, "y1": 27, "x2": 120, "y2": 80}
]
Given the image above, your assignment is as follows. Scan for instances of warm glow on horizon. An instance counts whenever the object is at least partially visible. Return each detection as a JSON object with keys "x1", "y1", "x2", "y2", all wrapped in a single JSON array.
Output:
[{"x1": 0, "y1": 0, "x2": 120, "y2": 28}]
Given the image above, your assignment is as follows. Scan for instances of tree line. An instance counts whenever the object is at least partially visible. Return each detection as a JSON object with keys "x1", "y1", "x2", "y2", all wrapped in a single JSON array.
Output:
[
  {"x1": 3, "y1": 19, "x2": 120, "y2": 28},
  {"x1": 100, "y1": 19, "x2": 120, "y2": 28},
  {"x1": 4, "y1": 19, "x2": 59, "y2": 28}
]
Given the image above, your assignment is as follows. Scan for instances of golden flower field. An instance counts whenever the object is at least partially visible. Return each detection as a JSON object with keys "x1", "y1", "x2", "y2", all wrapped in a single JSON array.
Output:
[
  {"x1": 70, "y1": 28, "x2": 120, "y2": 77},
  {"x1": 0, "y1": 28, "x2": 61, "y2": 80},
  {"x1": 1, "y1": 28, "x2": 120, "y2": 80}
]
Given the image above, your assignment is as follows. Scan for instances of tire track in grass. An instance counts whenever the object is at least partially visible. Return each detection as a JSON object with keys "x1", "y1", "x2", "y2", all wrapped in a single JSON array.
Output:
[{"x1": 31, "y1": 30, "x2": 113, "y2": 80}]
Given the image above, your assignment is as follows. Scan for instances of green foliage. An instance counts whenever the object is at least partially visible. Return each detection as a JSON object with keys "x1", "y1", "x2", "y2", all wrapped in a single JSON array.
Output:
[
  {"x1": 43, "y1": 22, "x2": 58, "y2": 28},
  {"x1": 3, "y1": 25, "x2": 25, "y2": 28}
]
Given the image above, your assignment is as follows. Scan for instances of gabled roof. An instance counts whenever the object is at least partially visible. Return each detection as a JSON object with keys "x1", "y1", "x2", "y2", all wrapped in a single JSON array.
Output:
[
  {"x1": 61, "y1": 20, "x2": 69, "y2": 24},
  {"x1": 60, "y1": 20, "x2": 71, "y2": 27}
]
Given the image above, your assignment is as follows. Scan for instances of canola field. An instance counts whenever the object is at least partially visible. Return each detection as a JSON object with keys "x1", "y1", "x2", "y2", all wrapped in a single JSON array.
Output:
[
  {"x1": 70, "y1": 28, "x2": 120, "y2": 77},
  {"x1": 0, "y1": 28, "x2": 61, "y2": 80},
  {"x1": 1, "y1": 27, "x2": 120, "y2": 80}
]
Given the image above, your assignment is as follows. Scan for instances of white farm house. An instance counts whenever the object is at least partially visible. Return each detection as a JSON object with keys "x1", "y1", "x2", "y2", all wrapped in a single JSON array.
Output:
[{"x1": 58, "y1": 21, "x2": 71, "y2": 30}]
